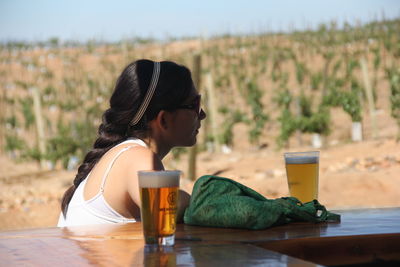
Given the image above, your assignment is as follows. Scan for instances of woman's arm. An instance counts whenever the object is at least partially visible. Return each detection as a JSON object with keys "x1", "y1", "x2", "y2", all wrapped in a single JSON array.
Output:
[
  {"x1": 177, "y1": 189, "x2": 191, "y2": 223},
  {"x1": 126, "y1": 147, "x2": 165, "y2": 209},
  {"x1": 125, "y1": 146, "x2": 190, "y2": 222}
]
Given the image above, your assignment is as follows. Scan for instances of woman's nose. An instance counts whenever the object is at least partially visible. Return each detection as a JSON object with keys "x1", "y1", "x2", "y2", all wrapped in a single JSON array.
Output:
[{"x1": 199, "y1": 108, "x2": 206, "y2": 120}]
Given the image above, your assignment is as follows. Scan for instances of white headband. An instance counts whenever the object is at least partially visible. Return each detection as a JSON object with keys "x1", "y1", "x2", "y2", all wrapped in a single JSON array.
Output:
[{"x1": 129, "y1": 62, "x2": 161, "y2": 126}]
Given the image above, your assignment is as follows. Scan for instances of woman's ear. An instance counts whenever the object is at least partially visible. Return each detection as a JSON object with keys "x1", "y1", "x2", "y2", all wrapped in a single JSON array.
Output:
[{"x1": 155, "y1": 110, "x2": 170, "y2": 131}]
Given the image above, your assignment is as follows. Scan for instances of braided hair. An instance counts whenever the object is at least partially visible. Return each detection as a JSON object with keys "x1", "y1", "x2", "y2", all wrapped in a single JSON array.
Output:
[{"x1": 61, "y1": 59, "x2": 193, "y2": 217}]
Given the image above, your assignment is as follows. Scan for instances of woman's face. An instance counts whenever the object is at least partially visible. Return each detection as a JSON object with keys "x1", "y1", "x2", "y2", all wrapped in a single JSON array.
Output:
[{"x1": 168, "y1": 85, "x2": 206, "y2": 147}]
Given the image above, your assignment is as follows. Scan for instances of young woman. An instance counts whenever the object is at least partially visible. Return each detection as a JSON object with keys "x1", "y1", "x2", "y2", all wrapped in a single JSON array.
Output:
[{"x1": 58, "y1": 59, "x2": 206, "y2": 227}]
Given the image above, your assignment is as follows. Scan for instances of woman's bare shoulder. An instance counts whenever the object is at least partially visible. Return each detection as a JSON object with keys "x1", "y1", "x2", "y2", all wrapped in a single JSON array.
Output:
[{"x1": 119, "y1": 145, "x2": 164, "y2": 171}]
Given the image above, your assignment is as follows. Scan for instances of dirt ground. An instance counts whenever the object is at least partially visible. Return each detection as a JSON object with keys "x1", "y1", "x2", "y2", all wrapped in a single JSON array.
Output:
[{"x1": 1, "y1": 134, "x2": 399, "y2": 231}]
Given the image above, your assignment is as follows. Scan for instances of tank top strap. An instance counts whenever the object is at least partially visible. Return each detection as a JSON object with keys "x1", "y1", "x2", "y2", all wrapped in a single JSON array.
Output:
[{"x1": 99, "y1": 145, "x2": 138, "y2": 193}]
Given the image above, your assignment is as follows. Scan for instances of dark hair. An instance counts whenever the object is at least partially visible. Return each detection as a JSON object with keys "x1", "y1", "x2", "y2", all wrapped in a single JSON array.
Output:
[{"x1": 61, "y1": 59, "x2": 193, "y2": 217}]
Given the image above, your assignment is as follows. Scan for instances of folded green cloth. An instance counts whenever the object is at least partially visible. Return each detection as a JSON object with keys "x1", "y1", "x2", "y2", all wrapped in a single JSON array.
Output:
[{"x1": 184, "y1": 175, "x2": 340, "y2": 230}]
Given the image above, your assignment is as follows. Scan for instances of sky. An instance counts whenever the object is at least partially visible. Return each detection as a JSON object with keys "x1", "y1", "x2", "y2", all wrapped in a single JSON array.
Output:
[{"x1": 0, "y1": 0, "x2": 399, "y2": 43}]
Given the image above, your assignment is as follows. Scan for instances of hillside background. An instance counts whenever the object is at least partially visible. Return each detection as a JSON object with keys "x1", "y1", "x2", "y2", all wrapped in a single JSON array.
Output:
[{"x1": 1, "y1": 19, "x2": 399, "y2": 230}]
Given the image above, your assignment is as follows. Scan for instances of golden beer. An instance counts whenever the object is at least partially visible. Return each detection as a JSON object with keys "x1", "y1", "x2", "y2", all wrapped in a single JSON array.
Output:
[
  {"x1": 284, "y1": 151, "x2": 319, "y2": 203},
  {"x1": 140, "y1": 186, "x2": 179, "y2": 237},
  {"x1": 138, "y1": 171, "x2": 180, "y2": 246}
]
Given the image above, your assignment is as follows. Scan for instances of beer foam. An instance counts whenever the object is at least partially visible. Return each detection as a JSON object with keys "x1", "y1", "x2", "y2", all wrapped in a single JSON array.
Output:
[
  {"x1": 138, "y1": 171, "x2": 180, "y2": 188},
  {"x1": 285, "y1": 156, "x2": 318, "y2": 164}
]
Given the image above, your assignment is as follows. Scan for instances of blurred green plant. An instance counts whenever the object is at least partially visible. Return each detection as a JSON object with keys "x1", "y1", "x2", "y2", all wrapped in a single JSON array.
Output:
[
  {"x1": 4, "y1": 134, "x2": 26, "y2": 155},
  {"x1": 341, "y1": 80, "x2": 363, "y2": 122},
  {"x1": 310, "y1": 71, "x2": 323, "y2": 91},
  {"x1": 46, "y1": 120, "x2": 80, "y2": 168},
  {"x1": 294, "y1": 61, "x2": 308, "y2": 85},
  {"x1": 275, "y1": 88, "x2": 297, "y2": 148},
  {"x1": 19, "y1": 98, "x2": 35, "y2": 129},
  {"x1": 219, "y1": 108, "x2": 248, "y2": 147},
  {"x1": 297, "y1": 106, "x2": 331, "y2": 135},
  {"x1": 5, "y1": 115, "x2": 18, "y2": 129},
  {"x1": 245, "y1": 80, "x2": 269, "y2": 144},
  {"x1": 323, "y1": 79, "x2": 362, "y2": 122},
  {"x1": 386, "y1": 67, "x2": 400, "y2": 141}
]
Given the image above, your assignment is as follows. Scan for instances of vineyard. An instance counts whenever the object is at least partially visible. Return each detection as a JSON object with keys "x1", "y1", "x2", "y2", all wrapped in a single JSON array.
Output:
[
  {"x1": 1, "y1": 18, "x2": 400, "y2": 229},
  {"x1": 1, "y1": 19, "x2": 399, "y2": 171}
]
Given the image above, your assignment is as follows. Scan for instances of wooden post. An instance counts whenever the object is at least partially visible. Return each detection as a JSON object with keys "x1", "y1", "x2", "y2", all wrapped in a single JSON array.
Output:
[
  {"x1": 295, "y1": 97, "x2": 303, "y2": 146},
  {"x1": 32, "y1": 87, "x2": 47, "y2": 169},
  {"x1": 0, "y1": 85, "x2": 6, "y2": 152},
  {"x1": 205, "y1": 73, "x2": 221, "y2": 153},
  {"x1": 360, "y1": 57, "x2": 378, "y2": 139},
  {"x1": 188, "y1": 54, "x2": 201, "y2": 181}
]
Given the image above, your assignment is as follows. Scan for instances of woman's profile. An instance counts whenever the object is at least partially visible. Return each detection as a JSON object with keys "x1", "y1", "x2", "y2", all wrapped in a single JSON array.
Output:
[{"x1": 58, "y1": 59, "x2": 206, "y2": 227}]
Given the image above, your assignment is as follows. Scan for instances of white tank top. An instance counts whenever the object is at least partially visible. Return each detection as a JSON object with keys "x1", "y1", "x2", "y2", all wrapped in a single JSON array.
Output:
[{"x1": 57, "y1": 138, "x2": 147, "y2": 227}]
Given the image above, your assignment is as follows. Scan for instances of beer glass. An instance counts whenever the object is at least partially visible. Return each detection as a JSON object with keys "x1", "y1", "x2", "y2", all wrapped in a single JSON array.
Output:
[
  {"x1": 138, "y1": 170, "x2": 180, "y2": 246},
  {"x1": 284, "y1": 151, "x2": 319, "y2": 203}
]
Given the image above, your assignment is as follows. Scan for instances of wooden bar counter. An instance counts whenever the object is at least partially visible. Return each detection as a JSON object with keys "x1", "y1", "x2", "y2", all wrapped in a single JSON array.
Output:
[{"x1": 1, "y1": 208, "x2": 399, "y2": 266}]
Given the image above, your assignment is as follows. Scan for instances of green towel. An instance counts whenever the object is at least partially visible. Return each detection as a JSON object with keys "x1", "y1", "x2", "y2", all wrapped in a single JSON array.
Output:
[{"x1": 184, "y1": 175, "x2": 340, "y2": 230}]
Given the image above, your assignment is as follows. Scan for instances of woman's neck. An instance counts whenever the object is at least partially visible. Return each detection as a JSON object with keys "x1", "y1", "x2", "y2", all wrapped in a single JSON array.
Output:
[{"x1": 142, "y1": 137, "x2": 171, "y2": 160}]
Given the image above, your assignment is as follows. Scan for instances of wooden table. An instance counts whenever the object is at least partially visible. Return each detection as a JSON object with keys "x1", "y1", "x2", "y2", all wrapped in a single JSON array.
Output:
[{"x1": 1, "y1": 208, "x2": 399, "y2": 266}]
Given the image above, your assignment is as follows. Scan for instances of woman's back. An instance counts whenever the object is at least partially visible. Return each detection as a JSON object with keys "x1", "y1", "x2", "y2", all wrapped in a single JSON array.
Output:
[{"x1": 58, "y1": 138, "x2": 150, "y2": 226}]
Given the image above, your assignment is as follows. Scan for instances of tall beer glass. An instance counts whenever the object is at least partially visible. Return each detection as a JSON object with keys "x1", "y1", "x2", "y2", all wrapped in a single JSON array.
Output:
[
  {"x1": 138, "y1": 170, "x2": 180, "y2": 246},
  {"x1": 284, "y1": 151, "x2": 319, "y2": 203}
]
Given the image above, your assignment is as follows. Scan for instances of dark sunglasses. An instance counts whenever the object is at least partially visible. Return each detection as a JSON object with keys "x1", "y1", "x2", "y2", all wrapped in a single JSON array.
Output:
[{"x1": 174, "y1": 94, "x2": 202, "y2": 116}]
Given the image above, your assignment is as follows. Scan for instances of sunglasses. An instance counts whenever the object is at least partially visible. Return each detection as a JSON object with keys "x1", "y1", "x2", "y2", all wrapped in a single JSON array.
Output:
[{"x1": 174, "y1": 94, "x2": 202, "y2": 116}]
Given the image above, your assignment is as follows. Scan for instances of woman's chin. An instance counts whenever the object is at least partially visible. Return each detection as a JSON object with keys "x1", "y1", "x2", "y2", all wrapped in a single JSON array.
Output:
[
  {"x1": 186, "y1": 138, "x2": 197, "y2": 147},
  {"x1": 176, "y1": 131, "x2": 198, "y2": 147},
  {"x1": 185, "y1": 136, "x2": 198, "y2": 147},
  {"x1": 174, "y1": 139, "x2": 196, "y2": 148}
]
